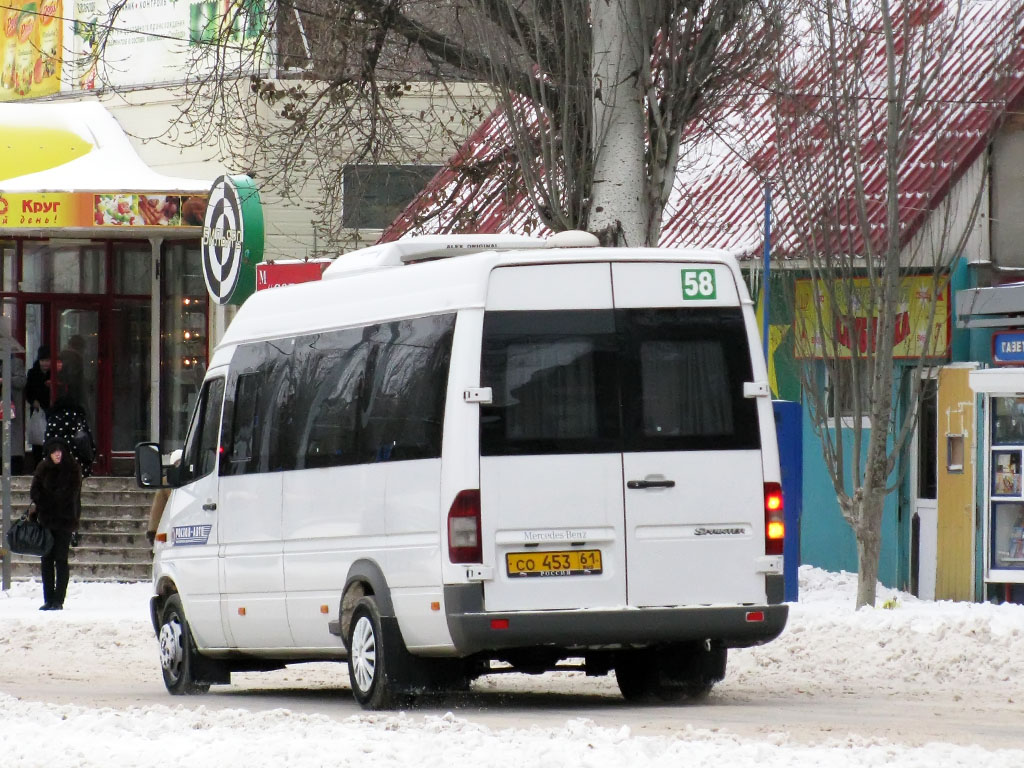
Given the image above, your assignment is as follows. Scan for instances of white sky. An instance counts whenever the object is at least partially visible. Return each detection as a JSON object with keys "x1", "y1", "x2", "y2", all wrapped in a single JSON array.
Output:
[{"x1": 1, "y1": 566, "x2": 1022, "y2": 767}]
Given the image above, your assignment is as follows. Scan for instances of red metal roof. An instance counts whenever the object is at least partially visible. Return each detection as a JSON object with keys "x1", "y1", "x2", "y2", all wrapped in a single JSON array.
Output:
[{"x1": 384, "y1": 0, "x2": 1024, "y2": 258}]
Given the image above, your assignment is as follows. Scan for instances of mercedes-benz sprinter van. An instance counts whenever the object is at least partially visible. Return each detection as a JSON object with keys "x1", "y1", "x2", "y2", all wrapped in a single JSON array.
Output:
[{"x1": 136, "y1": 231, "x2": 788, "y2": 709}]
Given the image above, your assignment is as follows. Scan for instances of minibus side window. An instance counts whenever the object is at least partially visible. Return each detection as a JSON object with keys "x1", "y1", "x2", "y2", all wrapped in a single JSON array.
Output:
[
  {"x1": 360, "y1": 315, "x2": 454, "y2": 462},
  {"x1": 292, "y1": 327, "x2": 369, "y2": 469},
  {"x1": 179, "y1": 377, "x2": 225, "y2": 484},
  {"x1": 221, "y1": 339, "x2": 293, "y2": 475},
  {"x1": 228, "y1": 372, "x2": 260, "y2": 471}
]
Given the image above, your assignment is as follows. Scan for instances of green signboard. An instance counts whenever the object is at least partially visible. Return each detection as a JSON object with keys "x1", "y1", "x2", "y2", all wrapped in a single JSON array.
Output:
[{"x1": 201, "y1": 174, "x2": 264, "y2": 306}]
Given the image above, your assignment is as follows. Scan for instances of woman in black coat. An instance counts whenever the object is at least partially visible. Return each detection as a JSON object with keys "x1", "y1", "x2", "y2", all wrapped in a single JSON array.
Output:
[{"x1": 30, "y1": 437, "x2": 83, "y2": 611}]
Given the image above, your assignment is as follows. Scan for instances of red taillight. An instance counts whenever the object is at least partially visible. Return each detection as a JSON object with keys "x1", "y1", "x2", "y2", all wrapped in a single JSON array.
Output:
[
  {"x1": 448, "y1": 489, "x2": 482, "y2": 563},
  {"x1": 764, "y1": 482, "x2": 784, "y2": 555}
]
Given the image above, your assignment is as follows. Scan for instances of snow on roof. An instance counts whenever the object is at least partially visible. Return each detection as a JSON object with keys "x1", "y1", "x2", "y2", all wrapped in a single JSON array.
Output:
[
  {"x1": 384, "y1": 0, "x2": 1024, "y2": 259},
  {"x1": 0, "y1": 101, "x2": 209, "y2": 193}
]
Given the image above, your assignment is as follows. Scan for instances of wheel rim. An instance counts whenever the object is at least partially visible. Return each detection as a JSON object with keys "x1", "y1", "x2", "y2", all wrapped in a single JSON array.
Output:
[
  {"x1": 159, "y1": 614, "x2": 184, "y2": 681},
  {"x1": 350, "y1": 615, "x2": 377, "y2": 693}
]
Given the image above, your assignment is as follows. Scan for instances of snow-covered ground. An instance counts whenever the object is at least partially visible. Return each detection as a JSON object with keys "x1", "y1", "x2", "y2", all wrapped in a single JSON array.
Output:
[{"x1": 1, "y1": 566, "x2": 1022, "y2": 767}]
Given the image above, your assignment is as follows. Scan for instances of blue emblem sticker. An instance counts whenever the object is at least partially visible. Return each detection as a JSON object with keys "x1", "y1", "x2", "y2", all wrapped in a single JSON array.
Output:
[{"x1": 173, "y1": 524, "x2": 213, "y2": 546}]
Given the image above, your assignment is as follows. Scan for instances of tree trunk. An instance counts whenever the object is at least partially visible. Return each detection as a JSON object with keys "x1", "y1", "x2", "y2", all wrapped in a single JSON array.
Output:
[
  {"x1": 853, "y1": 490, "x2": 885, "y2": 608},
  {"x1": 590, "y1": 0, "x2": 649, "y2": 246}
]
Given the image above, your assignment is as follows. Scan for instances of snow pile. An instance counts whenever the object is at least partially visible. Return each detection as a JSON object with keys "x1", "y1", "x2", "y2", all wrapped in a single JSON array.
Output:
[{"x1": 0, "y1": 566, "x2": 1022, "y2": 767}]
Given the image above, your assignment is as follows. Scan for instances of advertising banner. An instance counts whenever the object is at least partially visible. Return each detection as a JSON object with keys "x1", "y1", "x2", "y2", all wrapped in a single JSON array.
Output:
[
  {"x1": 73, "y1": 0, "x2": 269, "y2": 90},
  {"x1": 0, "y1": 0, "x2": 62, "y2": 101},
  {"x1": 794, "y1": 275, "x2": 950, "y2": 359},
  {"x1": 0, "y1": 191, "x2": 208, "y2": 228}
]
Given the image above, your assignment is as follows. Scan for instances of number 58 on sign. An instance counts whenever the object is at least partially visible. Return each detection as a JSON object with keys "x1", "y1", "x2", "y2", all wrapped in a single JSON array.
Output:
[{"x1": 681, "y1": 268, "x2": 717, "y2": 300}]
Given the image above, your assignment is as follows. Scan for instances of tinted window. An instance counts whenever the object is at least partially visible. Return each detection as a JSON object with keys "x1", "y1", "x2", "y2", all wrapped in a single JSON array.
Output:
[
  {"x1": 360, "y1": 315, "x2": 455, "y2": 461},
  {"x1": 480, "y1": 311, "x2": 620, "y2": 455},
  {"x1": 223, "y1": 314, "x2": 455, "y2": 474},
  {"x1": 227, "y1": 372, "x2": 260, "y2": 468},
  {"x1": 291, "y1": 327, "x2": 370, "y2": 469},
  {"x1": 620, "y1": 309, "x2": 759, "y2": 452},
  {"x1": 480, "y1": 308, "x2": 759, "y2": 456},
  {"x1": 220, "y1": 339, "x2": 294, "y2": 476},
  {"x1": 179, "y1": 377, "x2": 224, "y2": 483}
]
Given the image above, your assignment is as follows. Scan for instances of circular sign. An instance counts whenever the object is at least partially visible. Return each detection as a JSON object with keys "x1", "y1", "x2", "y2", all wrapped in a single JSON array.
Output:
[{"x1": 202, "y1": 175, "x2": 245, "y2": 305}]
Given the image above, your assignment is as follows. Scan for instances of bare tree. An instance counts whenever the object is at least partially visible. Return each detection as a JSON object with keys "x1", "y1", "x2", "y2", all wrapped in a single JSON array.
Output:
[
  {"x1": 768, "y1": 0, "x2": 1023, "y2": 607},
  {"x1": 92, "y1": 0, "x2": 782, "y2": 249}
]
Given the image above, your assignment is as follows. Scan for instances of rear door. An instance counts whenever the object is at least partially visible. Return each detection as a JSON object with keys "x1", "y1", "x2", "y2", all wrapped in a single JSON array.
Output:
[
  {"x1": 479, "y1": 263, "x2": 627, "y2": 612},
  {"x1": 613, "y1": 262, "x2": 767, "y2": 606}
]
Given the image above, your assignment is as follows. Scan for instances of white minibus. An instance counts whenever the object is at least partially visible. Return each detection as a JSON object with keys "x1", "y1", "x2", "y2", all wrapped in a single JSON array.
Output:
[{"x1": 136, "y1": 231, "x2": 788, "y2": 709}]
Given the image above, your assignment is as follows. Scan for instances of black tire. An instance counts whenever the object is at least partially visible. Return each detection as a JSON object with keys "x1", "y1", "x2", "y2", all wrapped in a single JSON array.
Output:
[
  {"x1": 158, "y1": 594, "x2": 211, "y2": 695},
  {"x1": 615, "y1": 644, "x2": 727, "y2": 703},
  {"x1": 347, "y1": 596, "x2": 406, "y2": 710},
  {"x1": 614, "y1": 649, "x2": 660, "y2": 703}
]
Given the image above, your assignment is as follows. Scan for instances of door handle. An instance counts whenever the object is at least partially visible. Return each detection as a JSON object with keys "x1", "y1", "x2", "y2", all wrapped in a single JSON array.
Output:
[
  {"x1": 203, "y1": 502, "x2": 217, "y2": 511},
  {"x1": 627, "y1": 479, "x2": 675, "y2": 490}
]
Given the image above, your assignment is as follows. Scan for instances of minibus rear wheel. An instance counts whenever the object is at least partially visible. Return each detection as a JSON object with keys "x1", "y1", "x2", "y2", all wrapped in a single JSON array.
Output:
[
  {"x1": 158, "y1": 595, "x2": 211, "y2": 695},
  {"x1": 347, "y1": 596, "x2": 406, "y2": 709}
]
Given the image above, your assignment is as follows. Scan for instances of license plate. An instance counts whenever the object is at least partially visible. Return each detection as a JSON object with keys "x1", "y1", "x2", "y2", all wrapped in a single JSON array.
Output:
[{"x1": 505, "y1": 549, "x2": 602, "y2": 577}]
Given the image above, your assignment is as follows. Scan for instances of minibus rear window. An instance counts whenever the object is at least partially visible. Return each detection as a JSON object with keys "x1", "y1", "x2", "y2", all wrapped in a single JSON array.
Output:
[
  {"x1": 480, "y1": 308, "x2": 760, "y2": 456},
  {"x1": 480, "y1": 311, "x2": 620, "y2": 456}
]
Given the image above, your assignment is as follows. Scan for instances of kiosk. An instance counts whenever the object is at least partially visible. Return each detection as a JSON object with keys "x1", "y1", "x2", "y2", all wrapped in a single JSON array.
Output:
[{"x1": 969, "y1": 345, "x2": 1024, "y2": 602}]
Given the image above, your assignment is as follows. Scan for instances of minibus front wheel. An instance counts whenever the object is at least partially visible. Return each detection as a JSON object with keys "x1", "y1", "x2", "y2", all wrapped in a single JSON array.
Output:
[{"x1": 158, "y1": 595, "x2": 211, "y2": 695}]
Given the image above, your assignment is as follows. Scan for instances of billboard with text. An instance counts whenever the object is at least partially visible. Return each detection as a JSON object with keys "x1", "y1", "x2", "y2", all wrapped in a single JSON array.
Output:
[{"x1": 0, "y1": 0, "x2": 268, "y2": 100}]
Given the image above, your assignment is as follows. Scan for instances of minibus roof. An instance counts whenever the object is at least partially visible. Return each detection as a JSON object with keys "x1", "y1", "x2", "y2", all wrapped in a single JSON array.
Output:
[{"x1": 215, "y1": 237, "x2": 744, "y2": 356}]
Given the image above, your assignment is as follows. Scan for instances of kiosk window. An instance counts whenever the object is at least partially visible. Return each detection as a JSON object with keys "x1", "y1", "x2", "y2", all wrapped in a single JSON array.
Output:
[{"x1": 992, "y1": 397, "x2": 1024, "y2": 445}]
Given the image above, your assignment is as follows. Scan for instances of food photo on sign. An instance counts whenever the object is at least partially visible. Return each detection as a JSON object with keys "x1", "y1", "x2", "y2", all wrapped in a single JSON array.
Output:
[{"x1": 92, "y1": 194, "x2": 209, "y2": 227}]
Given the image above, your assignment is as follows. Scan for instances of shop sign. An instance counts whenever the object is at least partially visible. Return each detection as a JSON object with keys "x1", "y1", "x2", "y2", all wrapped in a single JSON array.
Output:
[
  {"x1": 992, "y1": 331, "x2": 1024, "y2": 365},
  {"x1": 794, "y1": 275, "x2": 950, "y2": 359},
  {"x1": 255, "y1": 260, "x2": 328, "y2": 291},
  {"x1": 0, "y1": 191, "x2": 208, "y2": 228},
  {"x1": 202, "y1": 174, "x2": 264, "y2": 306}
]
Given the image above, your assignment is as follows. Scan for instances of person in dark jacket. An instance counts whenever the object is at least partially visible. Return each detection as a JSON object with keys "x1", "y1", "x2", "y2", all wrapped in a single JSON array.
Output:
[
  {"x1": 23, "y1": 345, "x2": 51, "y2": 469},
  {"x1": 29, "y1": 437, "x2": 82, "y2": 611}
]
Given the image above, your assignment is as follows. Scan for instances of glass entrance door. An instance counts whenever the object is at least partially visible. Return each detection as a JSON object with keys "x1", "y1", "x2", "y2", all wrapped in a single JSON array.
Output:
[
  {"x1": 55, "y1": 306, "x2": 100, "y2": 429},
  {"x1": 25, "y1": 301, "x2": 109, "y2": 474}
]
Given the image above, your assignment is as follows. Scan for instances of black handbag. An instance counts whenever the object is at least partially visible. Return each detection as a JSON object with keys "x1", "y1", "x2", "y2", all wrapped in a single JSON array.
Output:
[{"x1": 5, "y1": 513, "x2": 54, "y2": 557}]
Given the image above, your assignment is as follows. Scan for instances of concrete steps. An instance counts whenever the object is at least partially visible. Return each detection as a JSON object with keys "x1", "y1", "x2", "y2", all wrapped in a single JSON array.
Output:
[{"x1": 2, "y1": 476, "x2": 155, "y2": 582}]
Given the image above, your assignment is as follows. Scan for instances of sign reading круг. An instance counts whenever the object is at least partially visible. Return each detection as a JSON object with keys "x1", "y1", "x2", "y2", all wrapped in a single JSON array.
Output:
[{"x1": 0, "y1": 191, "x2": 207, "y2": 227}]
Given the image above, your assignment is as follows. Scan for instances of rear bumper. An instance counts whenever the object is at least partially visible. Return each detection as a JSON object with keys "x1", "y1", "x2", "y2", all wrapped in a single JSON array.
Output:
[{"x1": 443, "y1": 584, "x2": 788, "y2": 655}]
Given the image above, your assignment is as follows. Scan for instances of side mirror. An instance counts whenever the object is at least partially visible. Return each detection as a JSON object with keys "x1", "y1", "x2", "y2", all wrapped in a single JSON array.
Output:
[{"x1": 135, "y1": 442, "x2": 166, "y2": 488}]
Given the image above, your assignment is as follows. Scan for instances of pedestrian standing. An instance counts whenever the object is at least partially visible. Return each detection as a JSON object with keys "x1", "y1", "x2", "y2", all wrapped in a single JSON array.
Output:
[
  {"x1": 29, "y1": 437, "x2": 82, "y2": 611},
  {"x1": 24, "y1": 345, "x2": 52, "y2": 470},
  {"x1": 0, "y1": 354, "x2": 27, "y2": 474}
]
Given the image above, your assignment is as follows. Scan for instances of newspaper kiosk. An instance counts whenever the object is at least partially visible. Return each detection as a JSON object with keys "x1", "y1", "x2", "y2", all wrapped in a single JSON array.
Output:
[{"x1": 969, "y1": 343, "x2": 1024, "y2": 602}]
